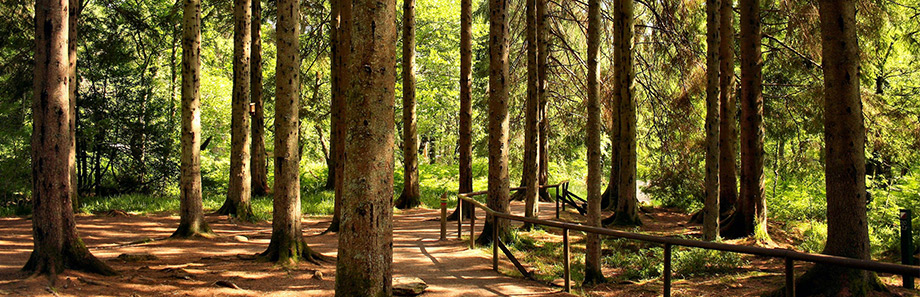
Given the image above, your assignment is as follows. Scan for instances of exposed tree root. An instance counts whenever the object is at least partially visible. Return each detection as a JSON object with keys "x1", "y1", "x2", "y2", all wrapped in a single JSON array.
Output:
[
  {"x1": 215, "y1": 199, "x2": 256, "y2": 223},
  {"x1": 602, "y1": 211, "x2": 642, "y2": 227},
  {"x1": 259, "y1": 240, "x2": 333, "y2": 266},
  {"x1": 394, "y1": 191, "x2": 421, "y2": 210},
  {"x1": 765, "y1": 264, "x2": 887, "y2": 297}
]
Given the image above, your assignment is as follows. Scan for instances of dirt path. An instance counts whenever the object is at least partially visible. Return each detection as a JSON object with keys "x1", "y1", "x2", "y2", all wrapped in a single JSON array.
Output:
[{"x1": 0, "y1": 202, "x2": 571, "y2": 297}]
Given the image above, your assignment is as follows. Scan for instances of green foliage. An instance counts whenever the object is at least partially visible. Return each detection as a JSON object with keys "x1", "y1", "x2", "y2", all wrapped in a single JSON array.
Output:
[{"x1": 672, "y1": 247, "x2": 748, "y2": 278}]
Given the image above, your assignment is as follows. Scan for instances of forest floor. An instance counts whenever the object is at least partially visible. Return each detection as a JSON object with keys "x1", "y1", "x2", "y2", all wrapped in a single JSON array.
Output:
[{"x1": 0, "y1": 200, "x2": 916, "y2": 296}]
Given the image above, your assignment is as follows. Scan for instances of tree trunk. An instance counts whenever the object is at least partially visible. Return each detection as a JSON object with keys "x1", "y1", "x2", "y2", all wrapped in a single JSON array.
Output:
[
  {"x1": 260, "y1": 0, "x2": 326, "y2": 265},
  {"x1": 721, "y1": 0, "x2": 768, "y2": 241},
  {"x1": 25, "y1": 0, "x2": 114, "y2": 277},
  {"x1": 173, "y1": 0, "x2": 213, "y2": 239},
  {"x1": 68, "y1": 0, "x2": 79, "y2": 211},
  {"x1": 251, "y1": 0, "x2": 270, "y2": 196},
  {"x1": 219, "y1": 0, "x2": 255, "y2": 222},
  {"x1": 795, "y1": 1, "x2": 878, "y2": 295},
  {"x1": 536, "y1": 0, "x2": 549, "y2": 202},
  {"x1": 702, "y1": 0, "x2": 721, "y2": 241},
  {"x1": 605, "y1": 0, "x2": 640, "y2": 226},
  {"x1": 448, "y1": 0, "x2": 474, "y2": 221},
  {"x1": 334, "y1": 0, "x2": 396, "y2": 293},
  {"x1": 477, "y1": 0, "x2": 511, "y2": 246},
  {"x1": 583, "y1": 0, "x2": 606, "y2": 285},
  {"x1": 326, "y1": 0, "x2": 351, "y2": 232},
  {"x1": 396, "y1": 0, "x2": 421, "y2": 210},
  {"x1": 520, "y1": 0, "x2": 539, "y2": 230},
  {"x1": 718, "y1": 0, "x2": 737, "y2": 216}
]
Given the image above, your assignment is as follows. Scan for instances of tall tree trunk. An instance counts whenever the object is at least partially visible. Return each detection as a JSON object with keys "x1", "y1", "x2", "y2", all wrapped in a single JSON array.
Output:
[
  {"x1": 702, "y1": 0, "x2": 721, "y2": 241},
  {"x1": 326, "y1": 0, "x2": 351, "y2": 232},
  {"x1": 718, "y1": 0, "x2": 737, "y2": 216},
  {"x1": 520, "y1": 0, "x2": 539, "y2": 230},
  {"x1": 25, "y1": 0, "x2": 114, "y2": 277},
  {"x1": 476, "y1": 0, "x2": 511, "y2": 246},
  {"x1": 220, "y1": 0, "x2": 255, "y2": 222},
  {"x1": 536, "y1": 0, "x2": 549, "y2": 202},
  {"x1": 448, "y1": 0, "x2": 474, "y2": 220},
  {"x1": 396, "y1": 0, "x2": 421, "y2": 210},
  {"x1": 334, "y1": 0, "x2": 396, "y2": 293},
  {"x1": 260, "y1": 0, "x2": 325, "y2": 264},
  {"x1": 795, "y1": 1, "x2": 877, "y2": 294},
  {"x1": 173, "y1": 0, "x2": 213, "y2": 238},
  {"x1": 583, "y1": 0, "x2": 606, "y2": 285},
  {"x1": 68, "y1": 0, "x2": 79, "y2": 211},
  {"x1": 605, "y1": 0, "x2": 640, "y2": 226},
  {"x1": 251, "y1": 0, "x2": 270, "y2": 196},
  {"x1": 721, "y1": 0, "x2": 768, "y2": 241}
]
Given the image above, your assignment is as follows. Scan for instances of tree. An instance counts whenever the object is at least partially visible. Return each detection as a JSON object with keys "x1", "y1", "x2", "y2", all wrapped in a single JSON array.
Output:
[
  {"x1": 583, "y1": 0, "x2": 606, "y2": 285},
  {"x1": 325, "y1": 0, "x2": 351, "y2": 232},
  {"x1": 396, "y1": 0, "x2": 421, "y2": 210},
  {"x1": 25, "y1": 0, "x2": 116, "y2": 277},
  {"x1": 250, "y1": 0, "x2": 270, "y2": 196},
  {"x1": 333, "y1": 0, "x2": 396, "y2": 293},
  {"x1": 721, "y1": 0, "x2": 768, "y2": 241},
  {"x1": 718, "y1": 0, "x2": 737, "y2": 217},
  {"x1": 702, "y1": 0, "x2": 721, "y2": 241},
  {"x1": 793, "y1": 0, "x2": 879, "y2": 294},
  {"x1": 448, "y1": 0, "x2": 474, "y2": 221},
  {"x1": 604, "y1": 0, "x2": 640, "y2": 226},
  {"x1": 520, "y1": 0, "x2": 539, "y2": 230},
  {"x1": 536, "y1": 0, "x2": 549, "y2": 202},
  {"x1": 173, "y1": 0, "x2": 214, "y2": 239},
  {"x1": 476, "y1": 0, "x2": 511, "y2": 246},
  {"x1": 219, "y1": 0, "x2": 255, "y2": 221},
  {"x1": 259, "y1": 0, "x2": 325, "y2": 264},
  {"x1": 68, "y1": 0, "x2": 80, "y2": 210}
]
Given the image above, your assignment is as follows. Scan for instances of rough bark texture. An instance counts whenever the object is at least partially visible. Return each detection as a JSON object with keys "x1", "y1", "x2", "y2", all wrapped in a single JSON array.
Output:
[
  {"x1": 260, "y1": 0, "x2": 325, "y2": 265},
  {"x1": 718, "y1": 0, "x2": 737, "y2": 216},
  {"x1": 333, "y1": 0, "x2": 396, "y2": 293},
  {"x1": 173, "y1": 0, "x2": 213, "y2": 238},
  {"x1": 250, "y1": 0, "x2": 269, "y2": 196},
  {"x1": 795, "y1": 1, "x2": 876, "y2": 295},
  {"x1": 448, "y1": 0, "x2": 474, "y2": 221},
  {"x1": 722, "y1": 0, "x2": 768, "y2": 241},
  {"x1": 583, "y1": 0, "x2": 606, "y2": 285},
  {"x1": 396, "y1": 0, "x2": 421, "y2": 210},
  {"x1": 26, "y1": 0, "x2": 115, "y2": 277},
  {"x1": 536, "y1": 0, "x2": 549, "y2": 201},
  {"x1": 68, "y1": 0, "x2": 79, "y2": 210},
  {"x1": 605, "y1": 0, "x2": 640, "y2": 226},
  {"x1": 520, "y1": 0, "x2": 539, "y2": 229},
  {"x1": 477, "y1": 0, "x2": 511, "y2": 246},
  {"x1": 326, "y1": 0, "x2": 351, "y2": 232},
  {"x1": 220, "y1": 0, "x2": 255, "y2": 222},
  {"x1": 703, "y1": 0, "x2": 721, "y2": 241}
]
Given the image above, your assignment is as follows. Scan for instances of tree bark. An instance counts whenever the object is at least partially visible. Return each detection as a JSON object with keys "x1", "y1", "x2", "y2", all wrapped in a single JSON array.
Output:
[
  {"x1": 721, "y1": 0, "x2": 768, "y2": 241},
  {"x1": 477, "y1": 0, "x2": 511, "y2": 246},
  {"x1": 219, "y1": 0, "x2": 255, "y2": 222},
  {"x1": 448, "y1": 0, "x2": 474, "y2": 221},
  {"x1": 536, "y1": 0, "x2": 550, "y2": 201},
  {"x1": 583, "y1": 0, "x2": 606, "y2": 285},
  {"x1": 68, "y1": 0, "x2": 79, "y2": 211},
  {"x1": 520, "y1": 0, "x2": 539, "y2": 230},
  {"x1": 250, "y1": 0, "x2": 270, "y2": 196},
  {"x1": 718, "y1": 0, "x2": 737, "y2": 216},
  {"x1": 396, "y1": 0, "x2": 421, "y2": 210},
  {"x1": 25, "y1": 0, "x2": 115, "y2": 277},
  {"x1": 334, "y1": 0, "x2": 396, "y2": 293},
  {"x1": 703, "y1": 0, "x2": 721, "y2": 241},
  {"x1": 795, "y1": 1, "x2": 878, "y2": 294},
  {"x1": 605, "y1": 0, "x2": 640, "y2": 226},
  {"x1": 173, "y1": 0, "x2": 213, "y2": 239},
  {"x1": 325, "y1": 0, "x2": 351, "y2": 233},
  {"x1": 259, "y1": 0, "x2": 326, "y2": 265}
]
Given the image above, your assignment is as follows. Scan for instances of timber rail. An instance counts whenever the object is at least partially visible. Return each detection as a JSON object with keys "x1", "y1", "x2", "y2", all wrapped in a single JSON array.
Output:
[{"x1": 439, "y1": 183, "x2": 920, "y2": 296}]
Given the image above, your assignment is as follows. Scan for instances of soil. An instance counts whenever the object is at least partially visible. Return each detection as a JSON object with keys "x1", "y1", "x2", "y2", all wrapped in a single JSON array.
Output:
[{"x1": 0, "y1": 201, "x2": 916, "y2": 296}]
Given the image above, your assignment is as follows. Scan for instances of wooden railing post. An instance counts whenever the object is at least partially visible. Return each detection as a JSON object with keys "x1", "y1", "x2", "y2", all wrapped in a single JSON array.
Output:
[
  {"x1": 470, "y1": 205, "x2": 476, "y2": 249},
  {"x1": 664, "y1": 243, "x2": 672, "y2": 297},
  {"x1": 563, "y1": 228, "x2": 571, "y2": 293},
  {"x1": 785, "y1": 257, "x2": 795, "y2": 296},
  {"x1": 493, "y1": 217, "x2": 499, "y2": 271},
  {"x1": 901, "y1": 209, "x2": 915, "y2": 289},
  {"x1": 440, "y1": 194, "x2": 448, "y2": 241},
  {"x1": 457, "y1": 196, "x2": 463, "y2": 239},
  {"x1": 555, "y1": 185, "x2": 560, "y2": 219}
]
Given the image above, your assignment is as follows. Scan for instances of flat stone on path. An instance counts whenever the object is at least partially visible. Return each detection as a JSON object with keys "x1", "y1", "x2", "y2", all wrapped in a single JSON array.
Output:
[{"x1": 393, "y1": 277, "x2": 427, "y2": 296}]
